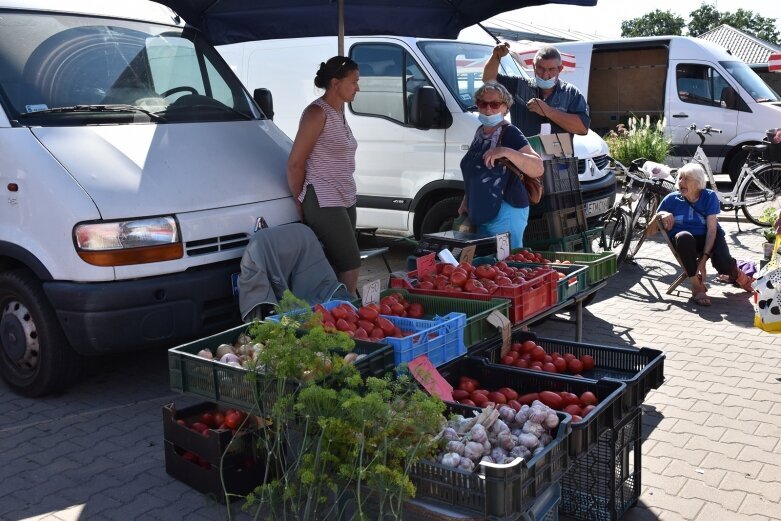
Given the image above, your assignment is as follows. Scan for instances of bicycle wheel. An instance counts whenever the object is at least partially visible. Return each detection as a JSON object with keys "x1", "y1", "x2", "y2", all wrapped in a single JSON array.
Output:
[
  {"x1": 626, "y1": 192, "x2": 659, "y2": 261},
  {"x1": 591, "y1": 208, "x2": 631, "y2": 264},
  {"x1": 740, "y1": 162, "x2": 781, "y2": 226}
]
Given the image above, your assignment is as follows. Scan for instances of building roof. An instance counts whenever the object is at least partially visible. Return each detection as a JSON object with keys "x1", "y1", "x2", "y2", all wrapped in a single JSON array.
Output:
[{"x1": 698, "y1": 24, "x2": 781, "y2": 65}]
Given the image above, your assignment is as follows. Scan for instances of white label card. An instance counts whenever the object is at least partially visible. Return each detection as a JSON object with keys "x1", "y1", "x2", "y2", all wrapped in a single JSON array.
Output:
[
  {"x1": 361, "y1": 279, "x2": 382, "y2": 306},
  {"x1": 496, "y1": 233, "x2": 511, "y2": 261}
]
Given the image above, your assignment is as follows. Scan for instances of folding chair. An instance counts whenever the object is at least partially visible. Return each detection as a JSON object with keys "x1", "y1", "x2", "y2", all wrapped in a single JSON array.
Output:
[{"x1": 644, "y1": 215, "x2": 688, "y2": 295}]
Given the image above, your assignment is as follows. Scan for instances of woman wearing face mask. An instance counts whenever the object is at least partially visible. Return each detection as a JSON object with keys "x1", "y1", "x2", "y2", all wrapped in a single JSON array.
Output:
[
  {"x1": 483, "y1": 44, "x2": 589, "y2": 138},
  {"x1": 458, "y1": 81, "x2": 543, "y2": 248}
]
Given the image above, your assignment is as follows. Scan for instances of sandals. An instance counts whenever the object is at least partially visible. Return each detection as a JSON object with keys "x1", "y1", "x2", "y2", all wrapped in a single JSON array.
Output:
[
  {"x1": 691, "y1": 291, "x2": 712, "y2": 306},
  {"x1": 735, "y1": 271, "x2": 755, "y2": 293}
]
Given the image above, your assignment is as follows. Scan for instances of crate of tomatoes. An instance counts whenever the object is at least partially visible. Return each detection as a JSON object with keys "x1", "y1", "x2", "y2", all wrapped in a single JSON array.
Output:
[
  {"x1": 475, "y1": 256, "x2": 589, "y2": 303},
  {"x1": 268, "y1": 300, "x2": 467, "y2": 367},
  {"x1": 469, "y1": 330, "x2": 665, "y2": 415},
  {"x1": 389, "y1": 260, "x2": 557, "y2": 324},
  {"x1": 438, "y1": 356, "x2": 626, "y2": 458}
]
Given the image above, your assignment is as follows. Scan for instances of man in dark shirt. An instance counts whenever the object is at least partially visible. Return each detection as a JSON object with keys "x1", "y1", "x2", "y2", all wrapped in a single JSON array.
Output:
[{"x1": 483, "y1": 43, "x2": 589, "y2": 138}]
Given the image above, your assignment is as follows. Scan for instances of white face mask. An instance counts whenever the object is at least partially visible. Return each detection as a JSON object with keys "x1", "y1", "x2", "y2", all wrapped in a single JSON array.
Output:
[
  {"x1": 535, "y1": 76, "x2": 556, "y2": 89},
  {"x1": 478, "y1": 112, "x2": 504, "y2": 126}
]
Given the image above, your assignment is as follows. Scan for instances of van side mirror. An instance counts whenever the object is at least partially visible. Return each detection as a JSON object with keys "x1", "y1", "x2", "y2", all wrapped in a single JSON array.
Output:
[
  {"x1": 410, "y1": 86, "x2": 451, "y2": 129},
  {"x1": 253, "y1": 88, "x2": 274, "y2": 120}
]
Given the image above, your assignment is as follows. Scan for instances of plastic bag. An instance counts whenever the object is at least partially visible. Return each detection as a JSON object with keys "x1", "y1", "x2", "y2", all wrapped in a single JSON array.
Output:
[{"x1": 753, "y1": 235, "x2": 781, "y2": 332}]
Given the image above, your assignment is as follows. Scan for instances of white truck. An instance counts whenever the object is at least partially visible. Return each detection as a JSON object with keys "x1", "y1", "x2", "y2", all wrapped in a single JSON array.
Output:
[
  {"x1": 556, "y1": 36, "x2": 781, "y2": 182},
  {"x1": 0, "y1": 1, "x2": 298, "y2": 395},
  {"x1": 219, "y1": 36, "x2": 617, "y2": 237}
]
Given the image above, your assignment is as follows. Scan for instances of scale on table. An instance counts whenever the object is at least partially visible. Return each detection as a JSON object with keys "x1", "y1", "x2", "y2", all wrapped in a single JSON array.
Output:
[{"x1": 413, "y1": 230, "x2": 498, "y2": 261}]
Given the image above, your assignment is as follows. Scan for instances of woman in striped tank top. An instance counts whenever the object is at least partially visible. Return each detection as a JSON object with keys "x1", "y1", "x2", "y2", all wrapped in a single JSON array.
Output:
[{"x1": 288, "y1": 56, "x2": 362, "y2": 295}]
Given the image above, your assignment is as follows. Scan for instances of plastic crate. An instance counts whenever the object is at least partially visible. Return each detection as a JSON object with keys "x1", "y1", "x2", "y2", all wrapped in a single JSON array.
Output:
[
  {"x1": 505, "y1": 261, "x2": 589, "y2": 302},
  {"x1": 352, "y1": 289, "x2": 510, "y2": 348},
  {"x1": 525, "y1": 206, "x2": 588, "y2": 243},
  {"x1": 542, "y1": 157, "x2": 580, "y2": 195},
  {"x1": 521, "y1": 482, "x2": 560, "y2": 521},
  {"x1": 469, "y1": 330, "x2": 665, "y2": 418},
  {"x1": 526, "y1": 227, "x2": 603, "y2": 253},
  {"x1": 560, "y1": 407, "x2": 642, "y2": 521},
  {"x1": 532, "y1": 250, "x2": 617, "y2": 285},
  {"x1": 409, "y1": 405, "x2": 570, "y2": 519},
  {"x1": 645, "y1": 177, "x2": 676, "y2": 197},
  {"x1": 269, "y1": 300, "x2": 467, "y2": 367},
  {"x1": 162, "y1": 402, "x2": 273, "y2": 502},
  {"x1": 531, "y1": 189, "x2": 584, "y2": 217},
  {"x1": 764, "y1": 141, "x2": 781, "y2": 162},
  {"x1": 168, "y1": 322, "x2": 394, "y2": 411},
  {"x1": 438, "y1": 357, "x2": 626, "y2": 459},
  {"x1": 390, "y1": 266, "x2": 558, "y2": 324}
]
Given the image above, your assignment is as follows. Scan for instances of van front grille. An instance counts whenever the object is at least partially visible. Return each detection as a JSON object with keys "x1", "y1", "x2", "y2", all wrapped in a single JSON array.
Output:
[
  {"x1": 578, "y1": 154, "x2": 610, "y2": 175},
  {"x1": 185, "y1": 233, "x2": 249, "y2": 256}
]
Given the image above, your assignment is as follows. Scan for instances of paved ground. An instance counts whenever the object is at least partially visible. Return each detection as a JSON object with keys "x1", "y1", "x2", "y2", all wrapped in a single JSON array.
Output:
[{"x1": 1, "y1": 218, "x2": 779, "y2": 521}]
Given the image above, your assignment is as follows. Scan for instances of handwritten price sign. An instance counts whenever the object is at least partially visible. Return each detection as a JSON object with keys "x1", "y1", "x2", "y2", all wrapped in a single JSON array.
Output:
[
  {"x1": 496, "y1": 232, "x2": 510, "y2": 261},
  {"x1": 361, "y1": 279, "x2": 381, "y2": 306}
]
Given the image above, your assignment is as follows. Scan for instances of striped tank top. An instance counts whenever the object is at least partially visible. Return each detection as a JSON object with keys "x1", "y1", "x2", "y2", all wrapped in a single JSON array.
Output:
[{"x1": 299, "y1": 97, "x2": 358, "y2": 207}]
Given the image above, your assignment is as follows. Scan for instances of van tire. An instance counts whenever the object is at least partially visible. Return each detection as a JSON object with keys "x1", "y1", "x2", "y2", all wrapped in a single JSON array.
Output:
[
  {"x1": 0, "y1": 269, "x2": 80, "y2": 397},
  {"x1": 420, "y1": 196, "x2": 462, "y2": 236}
]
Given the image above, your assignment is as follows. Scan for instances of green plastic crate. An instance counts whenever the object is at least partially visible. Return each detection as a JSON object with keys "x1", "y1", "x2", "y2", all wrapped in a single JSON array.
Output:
[
  {"x1": 531, "y1": 250, "x2": 617, "y2": 285},
  {"x1": 168, "y1": 323, "x2": 394, "y2": 412},
  {"x1": 525, "y1": 227, "x2": 603, "y2": 253},
  {"x1": 353, "y1": 289, "x2": 510, "y2": 348}
]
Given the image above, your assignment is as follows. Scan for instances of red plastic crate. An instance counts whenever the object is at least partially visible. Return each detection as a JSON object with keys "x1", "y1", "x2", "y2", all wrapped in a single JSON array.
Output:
[{"x1": 389, "y1": 266, "x2": 558, "y2": 324}]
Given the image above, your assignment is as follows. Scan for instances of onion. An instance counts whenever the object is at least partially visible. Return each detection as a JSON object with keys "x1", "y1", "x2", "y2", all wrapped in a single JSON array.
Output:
[
  {"x1": 441, "y1": 452, "x2": 461, "y2": 468},
  {"x1": 220, "y1": 353, "x2": 240, "y2": 364},
  {"x1": 215, "y1": 344, "x2": 234, "y2": 359},
  {"x1": 197, "y1": 349, "x2": 213, "y2": 360}
]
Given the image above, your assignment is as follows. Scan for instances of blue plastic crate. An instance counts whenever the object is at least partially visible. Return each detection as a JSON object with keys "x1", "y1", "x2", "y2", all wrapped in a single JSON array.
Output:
[{"x1": 268, "y1": 300, "x2": 467, "y2": 368}]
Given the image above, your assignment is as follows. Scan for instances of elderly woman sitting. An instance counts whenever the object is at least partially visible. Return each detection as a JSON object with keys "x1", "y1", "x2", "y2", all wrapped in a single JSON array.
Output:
[{"x1": 656, "y1": 163, "x2": 753, "y2": 306}]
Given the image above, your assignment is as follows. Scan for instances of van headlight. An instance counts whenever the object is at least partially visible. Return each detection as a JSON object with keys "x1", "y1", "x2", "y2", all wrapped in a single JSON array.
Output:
[{"x1": 73, "y1": 216, "x2": 183, "y2": 266}]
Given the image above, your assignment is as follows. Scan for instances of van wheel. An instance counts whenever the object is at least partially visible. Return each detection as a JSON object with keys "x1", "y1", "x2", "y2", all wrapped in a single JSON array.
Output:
[
  {"x1": 0, "y1": 270, "x2": 80, "y2": 397},
  {"x1": 728, "y1": 149, "x2": 750, "y2": 184},
  {"x1": 420, "y1": 196, "x2": 462, "y2": 236}
]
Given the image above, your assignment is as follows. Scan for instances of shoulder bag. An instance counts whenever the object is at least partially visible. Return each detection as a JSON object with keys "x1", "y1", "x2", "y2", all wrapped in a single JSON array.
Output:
[{"x1": 497, "y1": 125, "x2": 544, "y2": 205}]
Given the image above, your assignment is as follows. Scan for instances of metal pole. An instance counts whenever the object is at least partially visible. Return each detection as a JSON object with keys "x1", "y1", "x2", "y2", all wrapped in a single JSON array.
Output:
[{"x1": 338, "y1": 0, "x2": 344, "y2": 55}]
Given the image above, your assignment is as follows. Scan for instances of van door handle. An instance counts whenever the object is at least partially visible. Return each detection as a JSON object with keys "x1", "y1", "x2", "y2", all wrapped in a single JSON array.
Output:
[{"x1": 672, "y1": 113, "x2": 688, "y2": 118}]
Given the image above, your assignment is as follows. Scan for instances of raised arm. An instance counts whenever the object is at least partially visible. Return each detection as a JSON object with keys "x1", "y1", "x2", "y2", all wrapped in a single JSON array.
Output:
[{"x1": 482, "y1": 43, "x2": 509, "y2": 83}]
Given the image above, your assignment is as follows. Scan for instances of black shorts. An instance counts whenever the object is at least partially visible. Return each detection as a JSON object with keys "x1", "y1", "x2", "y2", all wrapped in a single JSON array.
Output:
[{"x1": 301, "y1": 185, "x2": 361, "y2": 273}]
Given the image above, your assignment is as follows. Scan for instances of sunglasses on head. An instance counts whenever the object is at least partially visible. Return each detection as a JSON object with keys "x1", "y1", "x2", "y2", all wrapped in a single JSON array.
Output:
[{"x1": 476, "y1": 100, "x2": 504, "y2": 109}]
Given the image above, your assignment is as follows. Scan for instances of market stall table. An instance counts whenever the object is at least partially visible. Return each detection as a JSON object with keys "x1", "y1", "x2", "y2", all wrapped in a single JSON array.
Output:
[{"x1": 521, "y1": 280, "x2": 607, "y2": 341}]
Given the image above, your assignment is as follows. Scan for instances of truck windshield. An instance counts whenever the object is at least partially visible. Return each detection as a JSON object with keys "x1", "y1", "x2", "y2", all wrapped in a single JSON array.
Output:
[
  {"x1": 0, "y1": 10, "x2": 259, "y2": 126},
  {"x1": 720, "y1": 60, "x2": 780, "y2": 103},
  {"x1": 418, "y1": 41, "x2": 521, "y2": 110}
]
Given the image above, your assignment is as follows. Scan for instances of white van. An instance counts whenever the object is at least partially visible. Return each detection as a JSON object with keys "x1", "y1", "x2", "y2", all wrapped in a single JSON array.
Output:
[
  {"x1": 555, "y1": 36, "x2": 781, "y2": 181},
  {"x1": 219, "y1": 36, "x2": 617, "y2": 237},
  {"x1": 0, "y1": 1, "x2": 298, "y2": 395}
]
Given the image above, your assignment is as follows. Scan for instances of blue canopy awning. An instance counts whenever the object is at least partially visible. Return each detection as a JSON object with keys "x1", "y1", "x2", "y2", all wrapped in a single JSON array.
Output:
[{"x1": 153, "y1": 0, "x2": 598, "y2": 46}]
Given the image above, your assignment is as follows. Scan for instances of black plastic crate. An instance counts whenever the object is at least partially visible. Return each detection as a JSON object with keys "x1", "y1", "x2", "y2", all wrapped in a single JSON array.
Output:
[
  {"x1": 525, "y1": 206, "x2": 588, "y2": 243},
  {"x1": 560, "y1": 407, "x2": 642, "y2": 521},
  {"x1": 409, "y1": 402, "x2": 570, "y2": 519},
  {"x1": 438, "y1": 357, "x2": 625, "y2": 458},
  {"x1": 764, "y1": 141, "x2": 781, "y2": 162},
  {"x1": 526, "y1": 227, "x2": 603, "y2": 253},
  {"x1": 414, "y1": 230, "x2": 498, "y2": 261},
  {"x1": 469, "y1": 330, "x2": 665, "y2": 415},
  {"x1": 542, "y1": 157, "x2": 580, "y2": 195},
  {"x1": 533, "y1": 189, "x2": 585, "y2": 216}
]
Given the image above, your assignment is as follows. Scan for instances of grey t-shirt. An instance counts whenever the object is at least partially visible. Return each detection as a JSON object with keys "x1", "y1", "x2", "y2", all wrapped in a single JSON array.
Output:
[{"x1": 496, "y1": 74, "x2": 590, "y2": 137}]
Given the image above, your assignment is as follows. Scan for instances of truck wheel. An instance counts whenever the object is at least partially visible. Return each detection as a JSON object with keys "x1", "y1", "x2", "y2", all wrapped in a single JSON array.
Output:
[
  {"x1": 420, "y1": 196, "x2": 462, "y2": 237},
  {"x1": 728, "y1": 148, "x2": 750, "y2": 184},
  {"x1": 0, "y1": 269, "x2": 80, "y2": 396}
]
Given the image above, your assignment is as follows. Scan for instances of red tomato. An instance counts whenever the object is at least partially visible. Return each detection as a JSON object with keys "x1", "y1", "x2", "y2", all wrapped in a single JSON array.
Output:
[
  {"x1": 357, "y1": 319, "x2": 375, "y2": 332},
  {"x1": 441, "y1": 264, "x2": 455, "y2": 276},
  {"x1": 191, "y1": 422, "x2": 209, "y2": 433},
  {"x1": 369, "y1": 328, "x2": 385, "y2": 339},
  {"x1": 514, "y1": 359, "x2": 529, "y2": 369},
  {"x1": 487, "y1": 392, "x2": 507, "y2": 405},
  {"x1": 200, "y1": 412, "x2": 216, "y2": 428},
  {"x1": 458, "y1": 380, "x2": 476, "y2": 393},
  {"x1": 379, "y1": 304, "x2": 393, "y2": 314},
  {"x1": 559, "y1": 392, "x2": 580, "y2": 407},
  {"x1": 336, "y1": 318, "x2": 355, "y2": 332},
  {"x1": 553, "y1": 358, "x2": 567, "y2": 373},
  {"x1": 331, "y1": 306, "x2": 347, "y2": 320},
  {"x1": 224, "y1": 412, "x2": 242, "y2": 430},
  {"x1": 507, "y1": 399, "x2": 521, "y2": 412},
  {"x1": 497, "y1": 387, "x2": 518, "y2": 401},
  {"x1": 376, "y1": 317, "x2": 395, "y2": 335},
  {"x1": 460, "y1": 399, "x2": 476, "y2": 407},
  {"x1": 495, "y1": 276, "x2": 513, "y2": 287},
  {"x1": 358, "y1": 306, "x2": 379, "y2": 322},
  {"x1": 354, "y1": 327, "x2": 369, "y2": 340},
  {"x1": 567, "y1": 358, "x2": 584, "y2": 375},
  {"x1": 407, "y1": 303, "x2": 424, "y2": 319},
  {"x1": 501, "y1": 355, "x2": 515, "y2": 365},
  {"x1": 531, "y1": 346, "x2": 547, "y2": 362},
  {"x1": 449, "y1": 271, "x2": 468, "y2": 287},
  {"x1": 213, "y1": 412, "x2": 225, "y2": 427},
  {"x1": 389, "y1": 302, "x2": 405, "y2": 316},
  {"x1": 538, "y1": 391, "x2": 563, "y2": 409},
  {"x1": 563, "y1": 404, "x2": 583, "y2": 417},
  {"x1": 580, "y1": 391, "x2": 598, "y2": 406},
  {"x1": 542, "y1": 362, "x2": 557, "y2": 373},
  {"x1": 452, "y1": 389, "x2": 470, "y2": 401},
  {"x1": 517, "y1": 392, "x2": 539, "y2": 406},
  {"x1": 510, "y1": 342, "x2": 523, "y2": 353},
  {"x1": 580, "y1": 355, "x2": 595, "y2": 371},
  {"x1": 521, "y1": 340, "x2": 537, "y2": 354},
  {"x1": 470, "y1": 393, "x2": 489, "y2": 407},
  {"x1": 419, "y1": 281, "x2": 435, "y2": 290}
]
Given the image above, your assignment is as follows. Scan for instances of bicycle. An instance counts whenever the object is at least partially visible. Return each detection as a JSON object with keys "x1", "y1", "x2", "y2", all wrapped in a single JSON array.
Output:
[
  {"x1": 683, "y1": 124, "x2": 781, "y2": 228},
  {"x1": 592, "y1": 157, "x2": 675, "y2": 265}
]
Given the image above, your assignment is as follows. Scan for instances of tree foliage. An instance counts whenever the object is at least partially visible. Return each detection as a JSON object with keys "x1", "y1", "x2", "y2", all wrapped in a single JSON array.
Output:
[
  {"x1": 621, "y1": 9, "x2": 685, "y2": 37},
  {"x1": 624, "y1": 3, "x2": 780, "y2": 44}
]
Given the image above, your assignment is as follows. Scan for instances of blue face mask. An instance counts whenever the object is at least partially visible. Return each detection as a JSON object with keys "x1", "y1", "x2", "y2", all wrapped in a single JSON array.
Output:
[
  {"x1": 478, "y1": 112, "x2": 505, "y2": 127},
  {"x1": 535, "y1": 76, "x2": 557, "y2": 89}
]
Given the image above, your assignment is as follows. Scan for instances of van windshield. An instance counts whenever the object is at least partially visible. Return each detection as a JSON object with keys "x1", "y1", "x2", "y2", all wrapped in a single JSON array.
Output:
[
  {"x1": 0, "y1": 10, "x2": 259, "y2": 126},
  {"x1": 418, "y1": 41, "x2": 522, "y2": 110},
  {"x1": 720, "y1": 60, "x2": 780, "y2": 103}
]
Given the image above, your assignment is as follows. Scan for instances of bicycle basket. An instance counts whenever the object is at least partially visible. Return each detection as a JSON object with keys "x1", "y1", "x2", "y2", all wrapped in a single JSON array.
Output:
[
  {"x1": 646, "y1": 178, "x2": 676, "y2": 197},
  {"x1": 763, "y1": 141, "x2": 781, "y2": 163}
]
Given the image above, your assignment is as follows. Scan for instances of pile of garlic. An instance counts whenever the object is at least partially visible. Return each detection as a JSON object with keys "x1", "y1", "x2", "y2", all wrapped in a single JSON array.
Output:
[{"x1": 436, "y1": 400, "x2": 560, "y2": 472}]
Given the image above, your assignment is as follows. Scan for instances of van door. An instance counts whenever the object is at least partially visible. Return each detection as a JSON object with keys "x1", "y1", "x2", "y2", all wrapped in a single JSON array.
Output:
[
  {"x1": 348, "y1": 42, "x2": 445, "y2": 231},
  {"x1": 667, "y1": 60, "x2": 738, "y2": 170}
]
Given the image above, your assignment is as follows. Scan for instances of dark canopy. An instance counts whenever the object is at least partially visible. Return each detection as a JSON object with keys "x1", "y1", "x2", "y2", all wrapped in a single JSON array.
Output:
[{"x1": 153, "y1": 0, "x2": 598, "y2": 46}]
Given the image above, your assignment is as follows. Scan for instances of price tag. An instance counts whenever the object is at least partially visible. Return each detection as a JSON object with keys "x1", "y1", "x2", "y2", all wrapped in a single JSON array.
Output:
[
  {"x1": 361, "y1": 279, "x2": 382, "y2": 306},
  {"x1": 486, "y1": 310, "x2": 512, "y2": 356},
  {"x1": 408, "y1": 356, "x2": 453, "y2": 401},
  {"x1": 459, "y1": 245, "x2": 476, "y2": 265},
  {"x1": 416, "y1": 252, "x2": 437, "y2": 280},
  {"x1": 496, "y1": 232, "x2": 511, "y2": 261}
]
